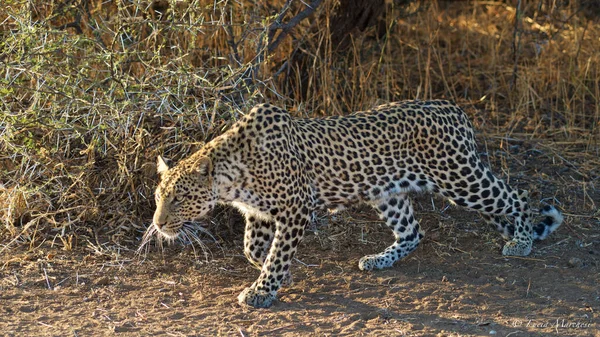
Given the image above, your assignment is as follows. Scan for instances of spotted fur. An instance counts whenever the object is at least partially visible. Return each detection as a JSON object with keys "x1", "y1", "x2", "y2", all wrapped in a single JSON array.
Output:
[{"x1": 150, "y1": 100, "x2": 563, "y2": 308}]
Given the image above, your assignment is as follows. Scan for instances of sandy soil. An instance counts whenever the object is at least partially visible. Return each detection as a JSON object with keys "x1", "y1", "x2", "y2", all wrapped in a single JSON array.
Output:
[{"x1": 1, "y1": 141, "x2": 599, "y2": 337}]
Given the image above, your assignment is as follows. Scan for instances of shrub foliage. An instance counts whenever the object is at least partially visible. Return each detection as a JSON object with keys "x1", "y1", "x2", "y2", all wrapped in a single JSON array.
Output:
[{"x1": 1, "y1": 0, "x2": 598, "y2": 249}]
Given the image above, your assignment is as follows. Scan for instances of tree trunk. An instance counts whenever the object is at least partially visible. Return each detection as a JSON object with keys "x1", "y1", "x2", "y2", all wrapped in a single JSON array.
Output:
[{"x1": 329, "y1": 0, "x2": 386, "y2": 51}]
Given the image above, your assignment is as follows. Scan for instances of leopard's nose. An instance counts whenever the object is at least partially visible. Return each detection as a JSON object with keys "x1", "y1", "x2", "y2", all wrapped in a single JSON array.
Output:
[
  {"x1": 153, "y1": 220, "x2": 165, "y2": 229},
  {"x1": 153, "y1": 213, "x2": 168, "y2": 229}
]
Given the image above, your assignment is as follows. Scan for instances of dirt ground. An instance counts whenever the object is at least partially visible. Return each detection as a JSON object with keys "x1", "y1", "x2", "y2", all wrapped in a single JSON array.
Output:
[{"x1": 1, "y1": 140, "x2": 599, "y2": 337}]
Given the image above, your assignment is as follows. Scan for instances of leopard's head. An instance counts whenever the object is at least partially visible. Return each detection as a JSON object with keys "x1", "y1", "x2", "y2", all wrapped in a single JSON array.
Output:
[{"x1": 150, "y1": 155, "x2": 217, "y2": 240}]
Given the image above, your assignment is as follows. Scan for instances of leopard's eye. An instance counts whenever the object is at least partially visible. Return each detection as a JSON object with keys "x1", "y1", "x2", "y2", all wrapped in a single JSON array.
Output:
[{"x1": 172, "y1": 195, "x2": 183, "y2": 204}]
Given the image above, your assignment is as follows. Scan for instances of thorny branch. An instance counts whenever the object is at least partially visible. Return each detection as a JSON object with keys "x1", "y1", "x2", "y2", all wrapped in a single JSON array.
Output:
[{"x1": 245, "y1": 0, "x2": 322, "y2": 97}]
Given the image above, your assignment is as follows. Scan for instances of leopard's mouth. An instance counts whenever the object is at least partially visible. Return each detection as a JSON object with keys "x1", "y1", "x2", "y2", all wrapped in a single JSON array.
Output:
[
  {"x1": 137, "y1": 221, "x2": 180, "y2": 253},
  {"x1": 138, "y1": 220, "x2": 215, "y2": 255},
  {"x1": 158, "y1": 221, "x2": 210, "y2": 238},
  {"x1": 154, "y1": 222, "x2": 183, "y2": 240}
]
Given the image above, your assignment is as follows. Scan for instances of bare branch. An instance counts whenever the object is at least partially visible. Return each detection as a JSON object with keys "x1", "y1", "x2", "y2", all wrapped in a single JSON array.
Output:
[
  {"x1": 267, "y1": 0, "x2": 294, "y2": 43},
  {"x1": 510, "y1": 0, "x2": 522, "y2": 90},
  {"x1": 267, "y1": 0, "x2": 323, "y2": 53}
]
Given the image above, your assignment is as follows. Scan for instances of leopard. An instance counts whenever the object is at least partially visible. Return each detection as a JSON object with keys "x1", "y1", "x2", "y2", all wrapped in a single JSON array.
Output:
[{"x1": 148, "y1": 100, "x2": 563, "y2": 308}]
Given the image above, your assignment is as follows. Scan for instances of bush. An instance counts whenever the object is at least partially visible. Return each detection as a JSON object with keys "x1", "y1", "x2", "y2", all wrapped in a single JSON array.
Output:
[{"x1": 1, "y1": 0, "x2": 598, "y2": 251}]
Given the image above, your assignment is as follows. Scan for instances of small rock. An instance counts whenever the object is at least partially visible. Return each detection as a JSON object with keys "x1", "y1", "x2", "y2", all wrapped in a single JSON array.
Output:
[
  {"x1": 19, "y1": 306, "x2": 35, "y2": 313},
  {"x1": 93, "y1": 276, "x2": 111, "y2": 286},
  {"x1": 112, "y1": 325, "x2": 131, "y2": 333},
  {"x1": 567, "y1": 257, "x2": 583, "y2": 268}
]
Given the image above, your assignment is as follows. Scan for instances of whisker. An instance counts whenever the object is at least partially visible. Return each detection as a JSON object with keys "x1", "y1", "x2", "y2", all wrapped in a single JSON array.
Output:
[
  {"x1": 188, "y1": 228, "x2": 212, "y2": 261},
  {"x1": 194, "y1": 225, "x2": 225, "y2": 258},
  {"x1": 182, "y1": 224, "x2": 216, "y2": 262},
  {"x1": 136, "y1": 221, "x2": 224, "y2": 263},
  {"x1": 157, "y1": 231, "x2": 165, "y2": 252},
  {"x1": 178, "y1": 229, "x2": 190, "y2": 246},
  {"x1": 182, "y1": 227, "x2": 204, "y2": 259},
  {"x1": 137, "y1": 224, "x2": 157, "y2": 255},
  {"x1": 194, "y1": 226, "x2": 219, "y2": 243},
  {"x1": 180, "y1": 229, "x2": 199, "y2": 260}
]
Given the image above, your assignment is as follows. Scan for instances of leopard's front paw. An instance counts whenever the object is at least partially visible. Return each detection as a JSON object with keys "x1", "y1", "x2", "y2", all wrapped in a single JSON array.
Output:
[
  {"x1": 502, "y1": 239, "x2": 532, "y2": 256},
  {"x1": 358, "y1": 255, "x2": 380, "y2": 271},
  {"x1": 237, "y1": 287, "x2": 276, "y2": 308}
]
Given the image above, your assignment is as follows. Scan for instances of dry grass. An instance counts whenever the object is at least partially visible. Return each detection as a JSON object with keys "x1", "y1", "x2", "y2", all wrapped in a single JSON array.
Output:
[{"x1": 1, "y1": 0, "x2": 598, "y2": 253}]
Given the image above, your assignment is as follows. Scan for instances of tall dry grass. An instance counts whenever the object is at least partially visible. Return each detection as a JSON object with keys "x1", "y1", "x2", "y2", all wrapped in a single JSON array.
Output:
[{"x1": 1, "y1": 0, "x2": 598, "y2": 252}]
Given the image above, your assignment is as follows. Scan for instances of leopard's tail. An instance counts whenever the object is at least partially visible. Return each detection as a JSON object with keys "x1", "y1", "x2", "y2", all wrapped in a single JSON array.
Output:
[{"x1": 532, "y1": 205, "x2": 564, "y2": 240}]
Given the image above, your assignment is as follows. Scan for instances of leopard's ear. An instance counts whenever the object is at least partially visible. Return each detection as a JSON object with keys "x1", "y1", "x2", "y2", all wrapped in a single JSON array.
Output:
[
  {"x1": 157, "y1": 156, "x2": 170, "y2": 175},
  {"x1": 195, "y1": 157, "x2": 212, "y2": 177}
]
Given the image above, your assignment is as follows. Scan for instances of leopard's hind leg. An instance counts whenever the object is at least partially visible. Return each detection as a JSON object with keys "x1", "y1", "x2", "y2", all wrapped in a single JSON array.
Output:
[
  {"x1": 440, "y1": 163, "x2": 561, "y2": 256},
  {"x1": 480, "y1": 213, "x2": 514, "y2": 239},
  {"x1": 481, "y1": 204, "x2": 563, "y2": 242}
]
